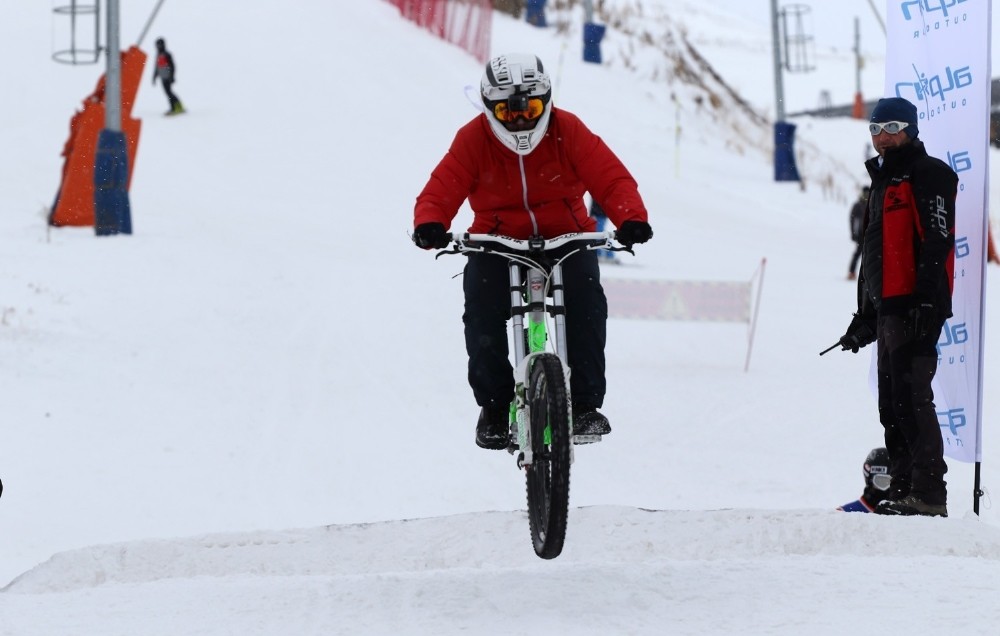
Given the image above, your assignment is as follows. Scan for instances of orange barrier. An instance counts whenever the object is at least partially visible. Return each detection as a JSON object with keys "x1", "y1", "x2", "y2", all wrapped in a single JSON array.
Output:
[
  {"x1": 50, "y1": 46, "x2": 147, "y2": 227},
  {"x1": 851, "y1": 92, "x2": 866, "y2": 119}
]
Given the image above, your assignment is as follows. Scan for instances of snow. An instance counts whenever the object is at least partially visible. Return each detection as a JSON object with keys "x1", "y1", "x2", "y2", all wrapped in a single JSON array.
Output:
[{"x1": 1, "y1": 1, "x2": 999, "y2": 634}]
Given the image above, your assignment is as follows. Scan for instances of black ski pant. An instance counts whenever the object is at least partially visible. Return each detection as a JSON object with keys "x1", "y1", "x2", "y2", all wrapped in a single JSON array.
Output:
[
  {"x1": 462, "y1": 249, "x2": 607, "y2": 411},
  {"x1": 848, "y1": 241, "x2": 862, "y2": 275},
  {"x1": 876, "y1": 313, "x2": 948, "y2": 505},
  {"x1": 161, "y1": 79, "x2": 182, "y2": 111}
]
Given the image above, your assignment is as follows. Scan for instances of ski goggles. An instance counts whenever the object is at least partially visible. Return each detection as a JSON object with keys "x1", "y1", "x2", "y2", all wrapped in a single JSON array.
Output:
[
  {"x1": 868, "y1": 121, "x2": 910, "y2": 135},
  {"x1": 490, "y1": 95, "x2": 546, "y2": 122},
  {"x1": 870, "y1": 472, "x2": 892, "y2": 491}
]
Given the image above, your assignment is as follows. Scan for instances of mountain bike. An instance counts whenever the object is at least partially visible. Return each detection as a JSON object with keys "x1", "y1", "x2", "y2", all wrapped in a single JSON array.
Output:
[{"x1": 437, "y1": 231, "x2": 628, "y2": 559}]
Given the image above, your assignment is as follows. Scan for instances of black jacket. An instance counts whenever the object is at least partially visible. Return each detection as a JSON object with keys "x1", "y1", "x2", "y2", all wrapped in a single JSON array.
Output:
[
  {"x1": 849, "y1": 200, "x2": 865, "y2": 242},
  {"x1": 154, "y1": 51, "x2": 176, "y2": 84},
  {"x1": 858, "y1": 139, "x2": 957, "y2": 318}
]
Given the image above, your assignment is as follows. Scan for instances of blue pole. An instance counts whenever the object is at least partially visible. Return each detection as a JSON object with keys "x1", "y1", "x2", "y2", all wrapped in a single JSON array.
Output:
[
  {"x1": 94, "y1": 129, "x2": 133, "y2": 235},
  {"x1": 773, "y1": 122, "x2": 800, "y2": 182},
  {"x1": 525, "y1": 0, "x2": 547, "y2": 27},
  {"x1": 583, "y1": 22, "x2": 605, "y2": 64},
  {"x1": 94, "y1": 0, "x2": 132, "y2": 235}
]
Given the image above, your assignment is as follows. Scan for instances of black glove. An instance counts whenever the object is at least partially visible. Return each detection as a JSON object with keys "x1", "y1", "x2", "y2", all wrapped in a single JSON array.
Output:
[
  {"x1": 839, "y1": 313, "x2": 877, "y2": 353},
  {"x1": 412, "y1": 222, "x2": 449, "y2": 249},
  {"x1": 908, "y1": 300, "x2": 937, "y2": 340},
  {"x1": 615, "y1": 220, "x2": 653, "y2": 246}
]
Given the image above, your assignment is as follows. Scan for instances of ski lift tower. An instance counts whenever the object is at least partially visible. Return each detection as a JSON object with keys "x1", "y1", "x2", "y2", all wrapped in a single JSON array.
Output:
[
  {"x1": 94, "y1": 0, "x2": 130, "y2": 235},
  {"x1": 51, "y1": 0, "x2": 133, "y2": 235},
  {"x1": 770, "y1": 1, "x2": 815, "y2": 182}
]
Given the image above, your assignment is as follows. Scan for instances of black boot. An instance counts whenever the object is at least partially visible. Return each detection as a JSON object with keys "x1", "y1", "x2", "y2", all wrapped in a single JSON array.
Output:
[
  {"x1": 573, "y1": 407, "x2": 611, "y2": 437},
  {"x1": 875, "y1": 495, "x2": 947, "y2": 517},
  {"x1": 476, "y1": 405, "x2": 509, "y2": 450}
]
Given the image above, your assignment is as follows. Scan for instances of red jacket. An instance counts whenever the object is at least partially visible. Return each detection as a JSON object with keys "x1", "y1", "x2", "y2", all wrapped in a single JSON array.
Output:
[
  {"x1": 859, "y1": 140, "x2": 957, "y2": 317},
  {"x1": 414, "y1": 108, "x2": 648, "y2": 238}
]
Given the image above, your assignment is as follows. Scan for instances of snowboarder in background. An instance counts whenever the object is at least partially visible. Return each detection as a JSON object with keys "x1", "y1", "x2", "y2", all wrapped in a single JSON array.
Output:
[
  {"x1": 846, "y1": 186, "x2": 868, "y2": 280},
  {"x1": 152, "y1": 37, "x2": 185, "y2": 116},
  {"x1": 838, "y1": 447, "x2": 892, "y2": 512}
]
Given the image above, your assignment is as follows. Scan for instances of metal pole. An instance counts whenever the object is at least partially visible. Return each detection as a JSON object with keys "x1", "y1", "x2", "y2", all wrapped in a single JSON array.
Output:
[
  {"x1": 69, "y1": 0, "x2": 78, "y2": 64},
  {"x1": 974, "y1": 462, "x2": 982, "y2": 514},
  {"x1": 854, "y1": 17, "x2": 862, "y2": 94},
  {"x1": 866, "y1": 0, "x2": 887, "y2": 36},
  {"x1": 95, "y1": 0, "x2": 101, "y2": 65},
  {"x1": 136, "y1": 0, "x2": 167, "y2": 47},
  {"x1": 105, "y1": 0, "x2": 121, "y2": 132},
  {"x1": 770, "y1": 0, "x2": 785, "y2": 122}
]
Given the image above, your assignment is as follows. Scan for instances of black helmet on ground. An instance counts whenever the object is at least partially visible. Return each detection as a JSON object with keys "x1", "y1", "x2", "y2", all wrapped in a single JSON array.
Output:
[{"x1": 863, "y1": 447, "x2": 891, "y2": 493}]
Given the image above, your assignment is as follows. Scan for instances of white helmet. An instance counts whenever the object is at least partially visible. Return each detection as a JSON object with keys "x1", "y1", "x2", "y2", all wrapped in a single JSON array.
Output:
[{"x1": 480, "y1": 53, "x2": 553, "y2": 155}]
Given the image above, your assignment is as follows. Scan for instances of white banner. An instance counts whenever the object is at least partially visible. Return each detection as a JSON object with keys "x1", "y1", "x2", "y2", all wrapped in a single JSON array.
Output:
[
  {"x1": 884, "y1": 0, "x2": 990, "y2": 463},
  {"x1": 604, "y1": 279, "x2": 752, "y2": 322}
]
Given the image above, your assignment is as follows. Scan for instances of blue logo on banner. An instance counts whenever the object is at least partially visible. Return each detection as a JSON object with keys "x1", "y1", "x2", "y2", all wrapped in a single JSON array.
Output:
[
  {"x1": 901, "y1": 0, "x2": 968, "y2": 20},
  {"x1": 937, "y1": 408, "x2": 967, "y2": 435},
  {"x1": 947, "y1": 150, "x2": 972, "y2": 173},
  {"x1": 955, "y1": 236, "x2": 970, "y2": 258},
  {"x1": 895, "y1": 64, "x2": 972, "y2": 104},
  {"x1": 938, "y1": 319, "x2": 968, "y2": 346},
  {"x1": 937, "y1": 319, "x2": 968, "y2": 364}
]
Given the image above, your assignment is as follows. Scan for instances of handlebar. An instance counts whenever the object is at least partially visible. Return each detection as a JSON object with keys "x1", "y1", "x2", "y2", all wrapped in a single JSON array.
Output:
[{"x1": 443, "y1": 231, "x2": 620, "y2": 254}]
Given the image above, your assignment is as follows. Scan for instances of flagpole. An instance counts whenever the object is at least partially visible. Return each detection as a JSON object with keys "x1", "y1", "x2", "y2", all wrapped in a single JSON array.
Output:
[
  {"x1": 973, "y1": 0, "x2": 991, "y2": 514},
  {"x1": 974, "y1": 462, "x2": 983, "y2": 514},
  {"x1": 883, "y1": 0, "x2": 989, "y2": 512}
]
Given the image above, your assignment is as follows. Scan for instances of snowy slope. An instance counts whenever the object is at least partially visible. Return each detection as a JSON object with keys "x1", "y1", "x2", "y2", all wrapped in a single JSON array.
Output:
[{"x1": 4, "y1": 508, "x2": 1000, "y2": 635}]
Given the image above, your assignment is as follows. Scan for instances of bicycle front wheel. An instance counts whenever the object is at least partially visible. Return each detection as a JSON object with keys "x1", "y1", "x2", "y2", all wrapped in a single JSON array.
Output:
[{"x1": 525, "y1": 353, "x2": 571, "y2": 559}]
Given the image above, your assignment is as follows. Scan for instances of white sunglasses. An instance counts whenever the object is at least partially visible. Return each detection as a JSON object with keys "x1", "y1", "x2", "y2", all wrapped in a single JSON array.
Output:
[
  {"x1": 871, "y1": 473, "x2": 892, "y2": 491},
  {"x1": 868, "y1": 121, "x2": 909, "y2": 135}
]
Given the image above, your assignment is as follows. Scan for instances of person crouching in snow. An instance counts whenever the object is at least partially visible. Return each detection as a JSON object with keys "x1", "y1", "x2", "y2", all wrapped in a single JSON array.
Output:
[{"x1": 839, "y1": 447, "x2": 892, "y2": 512}]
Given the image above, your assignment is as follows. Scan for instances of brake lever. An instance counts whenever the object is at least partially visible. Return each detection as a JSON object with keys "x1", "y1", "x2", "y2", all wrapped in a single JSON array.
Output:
[
  {"x1": 609, "y1": 245, "x2": 635, "y2": 256},
  {"x1": 433, "y1": 246, "x2": 463, "y2": 259}
]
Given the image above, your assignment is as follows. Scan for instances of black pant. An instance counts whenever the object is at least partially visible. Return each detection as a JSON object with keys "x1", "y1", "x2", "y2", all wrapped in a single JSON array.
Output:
[
  {"x1": 848, "y1": 241, "x2": 862, "y2": 274},
  {"x1": 462, "y1": 249, "x2": 607, "y2": 410},
  {"x1": 162, "y1": 79, "x2": 182, "y2": 111},
  {"x1": 876, "y1": 313, "x2": 948, "y2": 505}
]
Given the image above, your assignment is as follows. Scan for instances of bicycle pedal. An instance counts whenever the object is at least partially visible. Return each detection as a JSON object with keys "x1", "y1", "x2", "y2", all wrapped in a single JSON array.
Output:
[{"x1": 572, "y1": 434, "x2": 602, "y2": 445}]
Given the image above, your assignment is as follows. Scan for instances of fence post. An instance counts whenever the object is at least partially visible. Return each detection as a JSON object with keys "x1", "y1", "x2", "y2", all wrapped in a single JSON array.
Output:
[{"x1": 583, "y1": 22, "x2": 605, "y2": 64}]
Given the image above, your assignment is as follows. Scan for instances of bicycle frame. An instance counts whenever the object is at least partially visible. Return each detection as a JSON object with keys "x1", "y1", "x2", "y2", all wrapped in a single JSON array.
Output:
[
  {"x1": 436, "y1": 230, "x2": 623, "y2": 559},
  {"x1": 441, "y1": 232, "x2": 616, "y2": 462}
]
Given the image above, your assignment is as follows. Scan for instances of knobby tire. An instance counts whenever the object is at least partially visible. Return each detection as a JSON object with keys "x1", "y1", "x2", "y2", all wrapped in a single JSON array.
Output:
[{"x1": 525, "y1": 353, "x2": 571, "y2": 559}]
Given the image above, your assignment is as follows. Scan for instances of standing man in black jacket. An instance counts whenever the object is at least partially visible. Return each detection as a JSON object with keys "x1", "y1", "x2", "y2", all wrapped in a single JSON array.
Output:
[
  {"x1": 836, "y1": 97, "x2": 958, "y2": 517},
  {"x1": 847, "y1": 186, "x2": 868, "y2": 280}
]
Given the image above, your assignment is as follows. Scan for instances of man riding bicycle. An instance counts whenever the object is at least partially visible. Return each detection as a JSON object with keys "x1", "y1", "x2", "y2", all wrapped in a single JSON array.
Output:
[{"x1": 412, "y1": 52, "x2": 653, "y2": 450}]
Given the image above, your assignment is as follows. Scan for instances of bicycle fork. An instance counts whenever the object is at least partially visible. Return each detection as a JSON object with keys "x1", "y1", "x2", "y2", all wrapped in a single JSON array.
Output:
[{"x1": 509, "y1": 262, "x2": 574, "y2": 467}]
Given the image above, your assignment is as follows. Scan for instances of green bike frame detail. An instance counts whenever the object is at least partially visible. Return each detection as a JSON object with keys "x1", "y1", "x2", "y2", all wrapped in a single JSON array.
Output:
[
  {"x1": 524, "y1": 269, "x2": 555, "y2": 446},
  {"x1": 526, "y1": 316, "x2": 553, "y2": 445},
  {"x1": 528, "y1": 318, "x2": 547, "y2": 353}
]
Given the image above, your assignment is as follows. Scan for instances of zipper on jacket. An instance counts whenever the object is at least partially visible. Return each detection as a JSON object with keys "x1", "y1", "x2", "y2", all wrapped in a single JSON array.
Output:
[{"x1": 518, "y1": 155, "x2": 540, "y2": 236}]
